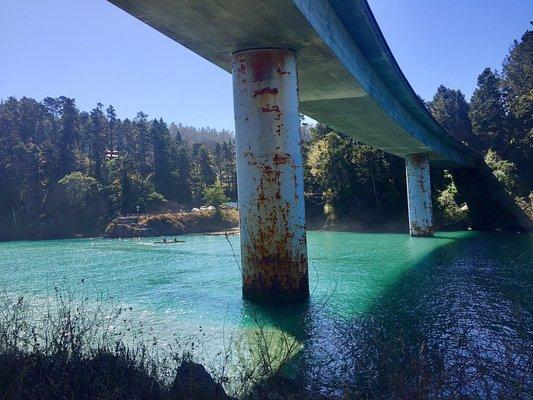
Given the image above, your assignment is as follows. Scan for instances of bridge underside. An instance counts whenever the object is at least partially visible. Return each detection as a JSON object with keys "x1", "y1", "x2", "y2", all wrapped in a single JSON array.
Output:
[
  {"x1": 109, "y1": 0, "x2": 479, "y2": 168},
  {"x1": 108, "y1": 0, "x2": 504, "y2": 301}
]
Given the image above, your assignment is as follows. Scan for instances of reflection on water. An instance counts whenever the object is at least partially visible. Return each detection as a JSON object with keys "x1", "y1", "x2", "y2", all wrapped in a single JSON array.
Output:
[{"x1": 0, "y1": 231, "x2": 531, "y2": 398}]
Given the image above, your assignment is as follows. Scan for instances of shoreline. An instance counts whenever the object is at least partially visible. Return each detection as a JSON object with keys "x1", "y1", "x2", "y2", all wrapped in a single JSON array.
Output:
[
  {"x1": 3, "y1": 227, "x2": 525, "y2": 244},
  {"x1": 2, "y1": 210, "x2": 525, "y2": 243}
]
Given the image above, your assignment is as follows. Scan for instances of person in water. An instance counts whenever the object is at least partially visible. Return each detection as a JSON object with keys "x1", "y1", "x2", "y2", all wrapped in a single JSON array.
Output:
[{"x1": 163, "y1": 238, "x2": 167, "y2": 243}]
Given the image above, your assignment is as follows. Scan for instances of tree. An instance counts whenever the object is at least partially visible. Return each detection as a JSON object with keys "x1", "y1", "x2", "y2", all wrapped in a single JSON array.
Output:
[
  {"x1": 220, "y1": 140, "x2": 237, "y2": 198},
  {"x1": 106, "y1": 105, "x2": 117, "y2": 153},
  {"x1": 484, "y1": 149, "x2": 519, "y2": 196},
  {"x1": 133, "y1": 111, "x2": 150, "y2": 174},
  {"x1": 191, "y1": 143, "x2": 216, "y2": 201},
  {"x1": 434, "y1": 171, "x2": 469, "y2": 229},
  {"x1": 203, "y1": 181, "x2": 229, "y2": 210},
  {"x1": 57, "y1": 96, "x2": 78, "y2": 177},
  {"x1": 172, "y1": 143, "x2": 193, "y2": 205},
  {"x1": 502, "y1": 30, "x2": 532, "y2": 129},
  {"x1": 428, "y1": 85, "x2": 476, "y2": 147},
  {"x1": 469, "y1": 68, "x2": 507, "y2": 151},
  {"x1": 501, "y1": 30, "x2": 533, "y2": 190},
  {"x1": 306, "y1": 129, "x2": 404, "y2": 226},
  {"x1": 50, "y1": 172, "x2": 108, "y2": 233},
  {"x1": 0, "y1": 95, "x2": 240, "y2": 239},
  {"x1": 87, "y1": 104, "x2": 107, "y2": 180},
  {"x1": 150, "y1": 118, "x2": 176, "y2": 198}
]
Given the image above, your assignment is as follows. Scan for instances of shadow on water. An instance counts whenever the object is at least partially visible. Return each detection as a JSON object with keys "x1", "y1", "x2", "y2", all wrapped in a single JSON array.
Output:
[{"x1": 242, "y1": 232, "x2": 532, "y2": 399}]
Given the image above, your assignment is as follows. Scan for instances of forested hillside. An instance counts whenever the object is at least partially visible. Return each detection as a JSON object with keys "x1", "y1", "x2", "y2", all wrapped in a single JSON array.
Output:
[
  {"x1": 0, "y1": 101, "x2": 237, "y2": 239},
  {"x1": 0, "y1": 30, "x2": 530, "y2": 240}
]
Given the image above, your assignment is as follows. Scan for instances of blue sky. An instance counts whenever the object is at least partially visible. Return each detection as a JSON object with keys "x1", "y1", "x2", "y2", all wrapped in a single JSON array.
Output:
[{"x1": 1, "y1": 0, "x2": 531, "y2": 131}]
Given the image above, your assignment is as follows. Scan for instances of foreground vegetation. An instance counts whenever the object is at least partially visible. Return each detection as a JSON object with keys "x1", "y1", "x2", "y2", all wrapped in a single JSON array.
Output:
[
  {"x1": 0, "y1": 291, "x2": 233, "y2": 399},
  {"x1": 1, "y1": 264, "x2": 530, "y2": 400},
  {"x1": 1, "y1": 30, "x2": 531, "y2": 240}
]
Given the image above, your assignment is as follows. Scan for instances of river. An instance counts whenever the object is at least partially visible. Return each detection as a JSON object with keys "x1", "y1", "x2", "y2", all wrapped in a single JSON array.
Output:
[{"x1": 0, "y1": 231, "x2": 531, "y2": 398}]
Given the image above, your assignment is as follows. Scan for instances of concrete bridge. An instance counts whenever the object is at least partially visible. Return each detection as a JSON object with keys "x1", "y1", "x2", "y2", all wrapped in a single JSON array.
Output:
[{"x1": 108, "y1": 0, "x2": 525, "y2": 301}]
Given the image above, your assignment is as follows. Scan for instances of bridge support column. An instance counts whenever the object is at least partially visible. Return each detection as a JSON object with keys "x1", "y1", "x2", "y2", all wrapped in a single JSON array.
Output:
[
  {"x1": 405, "y1": 154, "x2": 434, "y2": 236},
  {"x1": 231, "y1": 48, "x2": 309, "y2": 302}
]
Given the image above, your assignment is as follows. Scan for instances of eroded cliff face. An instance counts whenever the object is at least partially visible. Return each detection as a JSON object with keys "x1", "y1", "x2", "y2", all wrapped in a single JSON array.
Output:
[{"x1": 105, "y1": 209, "x2": 239, "y2": 238}]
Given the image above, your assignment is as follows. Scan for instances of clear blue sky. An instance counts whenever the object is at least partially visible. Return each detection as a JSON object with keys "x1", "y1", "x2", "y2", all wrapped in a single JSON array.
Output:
[{"x1": 1, "y1": 0, "x2": 531, "y2": 131}]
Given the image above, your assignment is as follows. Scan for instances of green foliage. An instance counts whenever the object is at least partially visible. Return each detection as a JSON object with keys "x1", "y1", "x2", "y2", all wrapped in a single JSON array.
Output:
[
  {"x1": 146, "y1": 191, "x2": 167, "y2": 210},
  {"x1": 191, "y1": 143, "x2": 217, "y2": 202},
  {"x1": 426, "y1": 29, "x2": 532, "y2": 222},
  {"x1": 306, "y1": 126, "x2": 405, "y2": 227},
  {"x1": 202, "y1": 181, "x2": 229, "y2": 209},
  {"x1": 484, "y1": 149, "x2": 519, "y2": 195},
  {"x1": 469, "y1": 68, "x2": 507, "y2": 151},
  {"x1": 58, "y1": 172, "x2": 102, "y2": 206},
  {"x1": 428, "y1": 86, "x2": 474, "y2": 146},
  {"x1": 50, "y1": 172, "x2": 108, "y2": 233},
  {"x1": 501, "y1": 30, "x2": 533, "y2": 191},
  {"x1": 435, "y1": 172, "x2": 469, "y2": 229}
]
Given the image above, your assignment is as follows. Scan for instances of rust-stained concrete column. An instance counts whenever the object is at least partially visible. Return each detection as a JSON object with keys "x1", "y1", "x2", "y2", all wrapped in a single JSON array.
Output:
[
  {"x1": 405, "y1": 154, "x2": 434, "y2": 236},
  {"x1": 231, "y1": 48, "x2": 309, "y2": 301}
]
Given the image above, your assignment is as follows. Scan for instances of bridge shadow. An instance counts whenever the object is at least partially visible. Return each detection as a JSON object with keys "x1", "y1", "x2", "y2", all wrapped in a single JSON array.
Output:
[{"x1": 239, "y1": 232, "x2": 532, "y2": 398}]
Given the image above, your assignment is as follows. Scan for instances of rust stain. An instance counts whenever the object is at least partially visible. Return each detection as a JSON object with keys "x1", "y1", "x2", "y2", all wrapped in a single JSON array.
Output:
[
  {"x1": 276, "y1": 67, "x2": 291, "y2": 76},
  {"x1": 273, "y1": 153, "x2": 290, "y2": 165},
  {"x1": 235, "y1": 63, "x2": 246, "y2": 75},
  {"x1": 253, "y1": 87, "x2": 278, "y2": 97},
  {"x1": 250, "y1": 51, "x2": 277, "y2": 82},
  {"x1": 261, "y1": 105, "x2": 281, "y2": 113}
]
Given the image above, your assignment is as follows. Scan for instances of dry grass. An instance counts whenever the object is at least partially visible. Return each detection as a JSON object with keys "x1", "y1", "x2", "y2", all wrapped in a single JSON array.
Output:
[
  {"x1": 139, "y1": 208, "x2": 238, "y2": 234},
  {"x1": 0, "y1": 290, "x2": 231, "y2": 400}
]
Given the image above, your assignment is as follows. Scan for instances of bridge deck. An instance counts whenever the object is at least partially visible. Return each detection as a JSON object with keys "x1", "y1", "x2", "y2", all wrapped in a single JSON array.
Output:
[{"x1": 109, "y1": 0, "x2": 480, "y2": 167}]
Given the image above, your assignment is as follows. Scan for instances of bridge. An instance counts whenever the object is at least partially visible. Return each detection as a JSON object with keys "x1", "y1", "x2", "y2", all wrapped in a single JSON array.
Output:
[{"x1": 108, "y1": 0, "x2": 526, "y2": 301}]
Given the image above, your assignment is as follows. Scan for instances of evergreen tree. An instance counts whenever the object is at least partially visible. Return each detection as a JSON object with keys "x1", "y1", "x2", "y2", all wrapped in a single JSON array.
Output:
[
  {"x1": 150, "y1": 118, "x2": 175, "y2": 198},
  {"x1": 57, "y1": 96, "x2": 78, "y2": 178},
  {"x1": 173, "y1": 143, "x2": 193, "y2": 204},
  {"x1": 502, "y1": 30, "x2": 533, "y2": 189},
  {"x1": 133, "y1": 111, "x2": 150, "y2": 174},
  {"x1": 88, "y1": 104, "x2": 107, "y2": 180},
  {"x1": 428, "y1": 86, "x2": 476, "y2": 146},
  {"x1": 106, "y1": 105, "x2": 117, "y2": 153},
  {"x1": 469, "y1": 68, "x2": 507, "y2": 151},
  {"x1": 221, "y1": 140, "x2": 237, "y2": 198},
  {"x1": 191, "y1": 143, "x2": 216, "y2": 201}
]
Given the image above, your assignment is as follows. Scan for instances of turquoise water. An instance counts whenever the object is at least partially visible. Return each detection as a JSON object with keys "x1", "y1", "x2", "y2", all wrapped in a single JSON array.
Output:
[{"x1": 0, "y1": 231, "x2": 531, "y2": 397}]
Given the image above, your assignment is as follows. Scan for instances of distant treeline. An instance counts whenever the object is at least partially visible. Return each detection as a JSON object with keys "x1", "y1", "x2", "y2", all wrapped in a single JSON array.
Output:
[
  {"x1": 169, "y1": 123, "x2": 234, "y2": 146},
  {"x1": 0, "y1": 30, "x2": 531, "y2": 240}
]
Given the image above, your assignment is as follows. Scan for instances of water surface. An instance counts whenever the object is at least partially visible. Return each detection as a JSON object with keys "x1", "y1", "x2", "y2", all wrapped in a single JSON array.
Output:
[{"x1": 1, "y1": 231, "x2": 531, "y2": 397}]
